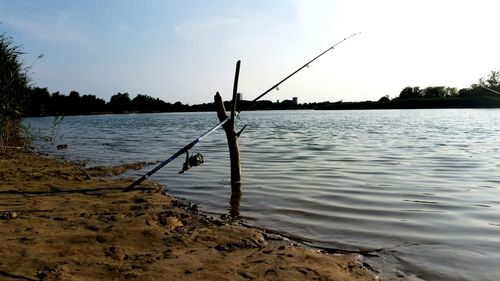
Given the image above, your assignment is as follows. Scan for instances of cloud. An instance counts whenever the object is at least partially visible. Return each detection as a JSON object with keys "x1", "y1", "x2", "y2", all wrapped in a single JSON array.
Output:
[{"x1": 1, "y1": 10, "x2": 92, "y2": 49}]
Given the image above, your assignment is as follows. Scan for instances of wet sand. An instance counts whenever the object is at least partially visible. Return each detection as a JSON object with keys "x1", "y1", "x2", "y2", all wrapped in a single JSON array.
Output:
[{"x1": 0, "y1": 150, "x2": 406, "y2": 280}]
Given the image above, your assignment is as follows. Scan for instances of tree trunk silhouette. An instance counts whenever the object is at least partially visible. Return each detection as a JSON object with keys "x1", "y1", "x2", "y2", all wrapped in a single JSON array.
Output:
[{"x1": 214, "y1": 60, "x2": 241, "y2": 192}]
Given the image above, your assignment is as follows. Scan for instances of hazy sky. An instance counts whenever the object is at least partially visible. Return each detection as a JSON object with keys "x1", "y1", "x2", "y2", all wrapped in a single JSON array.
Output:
[{"x1": 1, "y1": 0, "x2": 499, "y2": 104}]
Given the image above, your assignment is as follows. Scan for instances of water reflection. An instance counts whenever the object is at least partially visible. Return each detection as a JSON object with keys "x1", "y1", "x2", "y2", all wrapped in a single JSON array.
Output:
[{"x1": 229, "y1": 182, "x2": 242, "y2": 218}]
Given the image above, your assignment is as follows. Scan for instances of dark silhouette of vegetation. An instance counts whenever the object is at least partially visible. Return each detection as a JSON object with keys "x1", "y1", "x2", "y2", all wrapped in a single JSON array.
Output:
[
  {"x1": 24, "y1": 90, "x2": 308, "y2": 116},
  {"x1": 25, "y1": 88, "x2": 107, "y2": 116},
  {"x1": 108, "y1": 92, "x2": 131, "y2": 113},
  {"x1": 318, "y1": 71, "x2": 500, "y2": 110},
  {"x1": 16, "y1": 50, "x2": 499, "y2": 116},
  {"x1": 1, "y1": 32, "x2": 31, "y2": 147},
  {"x1": 25, "y1": 89, "x2": 196, "y2": 116},
  {"x1": 23, "y1": 69, "x2": 500, "y2": 117}
]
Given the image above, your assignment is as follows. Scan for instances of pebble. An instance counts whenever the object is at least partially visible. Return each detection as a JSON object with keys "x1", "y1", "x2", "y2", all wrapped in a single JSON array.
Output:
[{"x1": 0, "y1": 211, "x2": 18, "y2": 220}]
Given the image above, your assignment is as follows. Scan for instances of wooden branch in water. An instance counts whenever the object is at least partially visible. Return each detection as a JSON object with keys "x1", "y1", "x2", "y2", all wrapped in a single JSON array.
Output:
[{"x1": 214, "y1": 60, "x2": 242, "y2": 191}]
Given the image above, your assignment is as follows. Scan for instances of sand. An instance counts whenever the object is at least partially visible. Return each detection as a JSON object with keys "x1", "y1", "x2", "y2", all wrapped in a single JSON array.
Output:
[{"x1": 0, "y1": 150, "x2": 407, "y2": 280}]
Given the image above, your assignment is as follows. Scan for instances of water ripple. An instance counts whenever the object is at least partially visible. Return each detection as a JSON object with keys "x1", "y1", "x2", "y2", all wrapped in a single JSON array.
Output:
[{"x1": 27, "y1": 109, "x2": 500, "y2": 281}]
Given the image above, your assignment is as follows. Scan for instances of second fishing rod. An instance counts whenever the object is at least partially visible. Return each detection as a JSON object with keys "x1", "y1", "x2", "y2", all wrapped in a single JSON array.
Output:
[
  {"x1": 124, "y1": 32, "x2": 361, "y2": 191},
  {"x1": 250, "y1": 32, "x2": 360, "y2": 105}
]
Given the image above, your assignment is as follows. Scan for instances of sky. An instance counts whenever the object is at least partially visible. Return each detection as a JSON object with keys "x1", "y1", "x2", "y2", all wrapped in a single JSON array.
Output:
[{"x1": 1, "y1": 0, "x2": 499, "y2": 104}]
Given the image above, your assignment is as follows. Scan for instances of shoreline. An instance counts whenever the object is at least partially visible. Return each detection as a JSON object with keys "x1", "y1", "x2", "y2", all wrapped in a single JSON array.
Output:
[{"x1": 0, "y1": 150, "x2": 410, "y2": 280}]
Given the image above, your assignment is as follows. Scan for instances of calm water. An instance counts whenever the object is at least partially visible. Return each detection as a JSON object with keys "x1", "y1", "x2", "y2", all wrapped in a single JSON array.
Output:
[{"x1": 27, "y1": 109, "x2": 500, "y2": 281}]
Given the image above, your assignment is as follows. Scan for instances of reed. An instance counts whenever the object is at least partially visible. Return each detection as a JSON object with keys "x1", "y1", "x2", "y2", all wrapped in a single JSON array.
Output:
[{"x1": 0, "y1": 32, "x2": 31, "y2": 149}]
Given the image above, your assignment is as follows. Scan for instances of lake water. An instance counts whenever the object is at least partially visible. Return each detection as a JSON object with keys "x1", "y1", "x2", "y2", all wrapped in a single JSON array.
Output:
[{"x1": 27, "y1": 109, "x2": 500, "y2": 281}]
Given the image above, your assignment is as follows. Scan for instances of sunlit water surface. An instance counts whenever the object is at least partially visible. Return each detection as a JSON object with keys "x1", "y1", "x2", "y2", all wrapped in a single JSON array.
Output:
[{"x1": 27, "y1": 109, "x2": 500, "y2": 281}]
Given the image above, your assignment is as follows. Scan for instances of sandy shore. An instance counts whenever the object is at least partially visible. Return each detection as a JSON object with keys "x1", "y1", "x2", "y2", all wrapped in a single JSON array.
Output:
[{"x1": 0, "y1": 150, "x2": 407, "y2": 280}]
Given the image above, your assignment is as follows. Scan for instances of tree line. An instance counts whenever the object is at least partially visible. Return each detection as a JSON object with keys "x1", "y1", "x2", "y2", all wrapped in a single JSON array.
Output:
[
  {"x1": 25, "y1": 70, "x2": 500, "y2": 116},
  {"x1": 25, "y1": 88, "x2": 193, "y2": 116},
  {"x1": 319, "y1": 71, "x2": 500, "y2": 110},
  {"x1": 25, "y1": 88, "x2": 308, "y2": 116}
]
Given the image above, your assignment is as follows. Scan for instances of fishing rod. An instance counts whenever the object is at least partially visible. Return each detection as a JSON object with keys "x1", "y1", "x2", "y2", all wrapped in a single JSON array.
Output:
[
  {"x1": 124, "y1": 117, "x2": 229, "y2": 191},
  {"x1": 124, "y1": 32, "x2": 360, "y2": 191},
  {"x1": 480, "y1": 85, "x2": 500, "y2": 95},
  {"x1": 251, "y1": 32, "x2": 361, "y2": 103}
]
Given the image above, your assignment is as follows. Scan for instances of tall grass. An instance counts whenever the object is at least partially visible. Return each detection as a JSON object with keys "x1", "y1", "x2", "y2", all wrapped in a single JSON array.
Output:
[{"x1": 0, "y1": 32, "x2": 31, "y2": 149}]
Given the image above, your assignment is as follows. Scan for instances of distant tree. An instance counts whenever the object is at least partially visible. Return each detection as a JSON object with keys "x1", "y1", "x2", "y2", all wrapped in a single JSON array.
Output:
[
  {"x1": 459, "y1": 70, "x2": 500, "y2": 97},
  {"x1": 481, "y1": 70, "x2": 500, "y2": 88},
  {"x1": 170, "y1": 101, "x2": 187, "y2": 111},
  {"x1": 25, "y1": 89, "x2": 108, "y2": 116},
  {"x1": 257, "y1": 100, "x2": 274, "y2": 110},
  {"x1": 49, "y1": 91, "x2": 67, "y2": 115},
  {"x1": 190, "y1": 102, "x2": 215, "y2": 112},
  {"x1": 81, "y1": 94, "x2": 106, "y2": 113},
  {"x1": 108, "y1": 92, "x2": 131, "y2": 113},
  {"x1": 446, "y1": 87, "x2": 458, "y2": 97},
  {"x1": 130, "y1": 94, "x2": 166, "y2": 112},
  {"x1": 26, "y1": 87, "x2": 51, "y2": 116},
  {"x1": 477, "y1": 70, "x2": 500, "y2": 95},
  {"x1": 66, "y1": 90, "x2": 81, "y2": 114},
  {"x1": 68, "y1": 90, "x2": 80, "y2": 99},
  {"x1": 422, "y1": 86, "x2": 449, "y2": 98},
  {"x1": 397, "y1": 87, "x2": 422, "y2": 99},
  {"x1": 378, "y1": 95, "x2": 390, "y2": 102}
]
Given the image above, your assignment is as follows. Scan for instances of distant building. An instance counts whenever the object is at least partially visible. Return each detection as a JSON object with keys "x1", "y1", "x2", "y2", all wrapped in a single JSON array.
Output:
[
  {"x1": 236, "y1": 93, "x2": 243, "y2": 102},
  {"x1": 292, "y1": 97, "x2": 298, "y2": 105}
]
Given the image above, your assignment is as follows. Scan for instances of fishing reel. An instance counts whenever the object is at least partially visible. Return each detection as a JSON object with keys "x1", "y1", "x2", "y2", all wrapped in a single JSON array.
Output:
[{"x1": 179, "y1": 151, "x2": 205, "y2": 174}]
